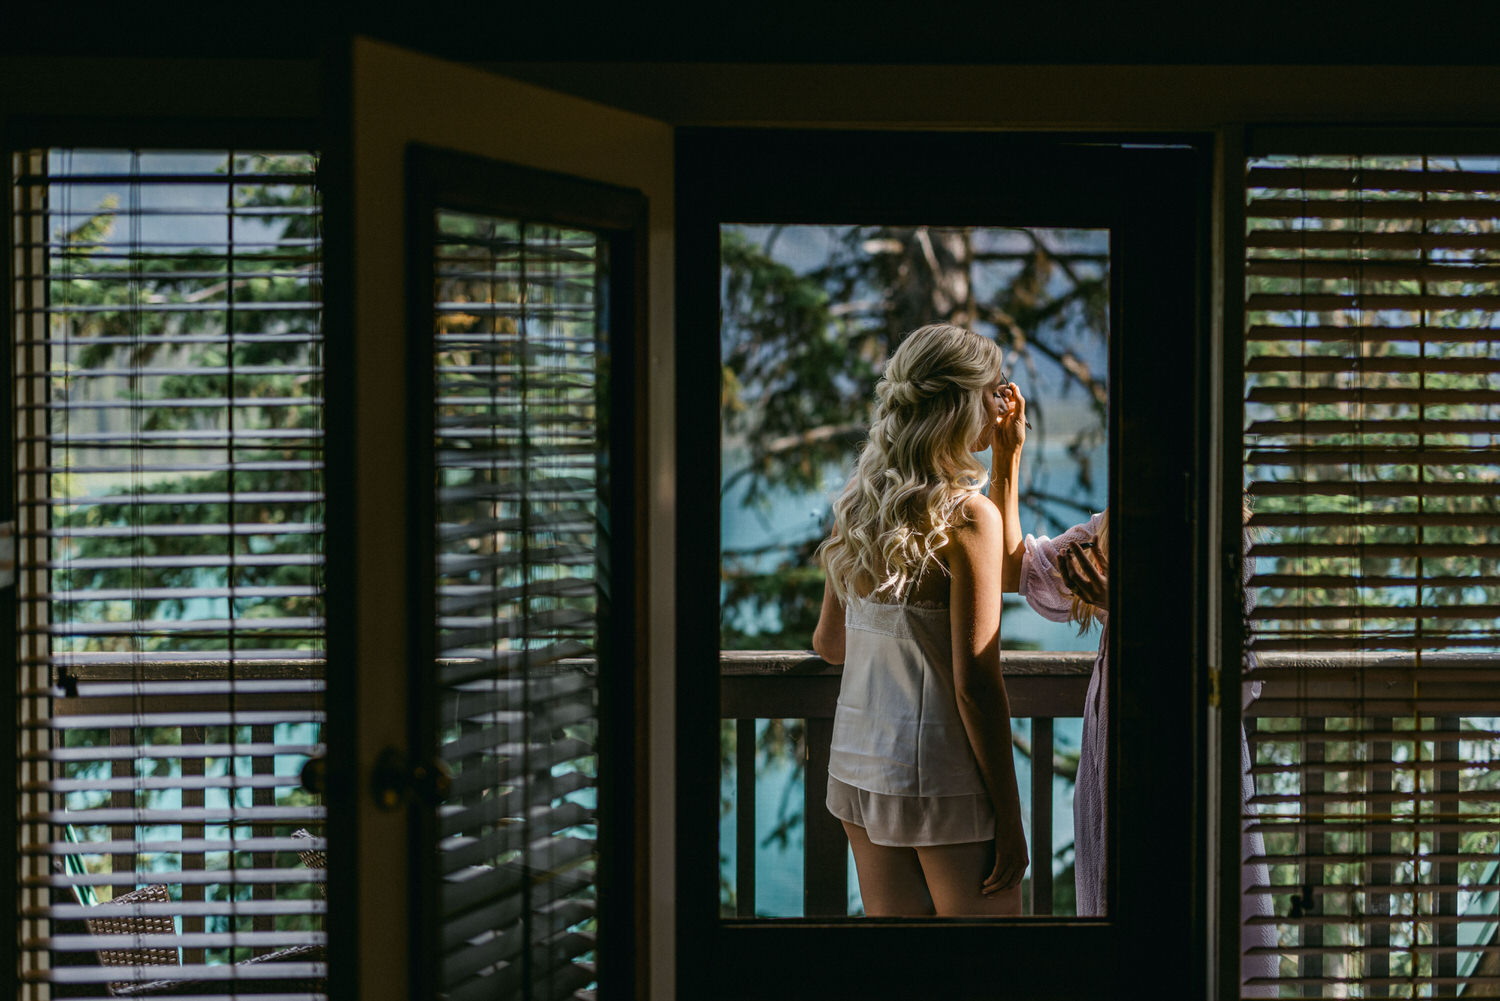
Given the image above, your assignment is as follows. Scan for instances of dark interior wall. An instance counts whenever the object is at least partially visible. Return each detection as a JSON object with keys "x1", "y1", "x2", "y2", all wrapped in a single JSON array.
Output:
[
  {"x1": 485, "y1": 62, "x2": 1500, "y2": 128},
  {"x1": 8, "y1": 3, "x2": 1500, "y2": 130},
  {"x1": 6, "y1": 2, "x2": 1500, "y2": 65},
  {"x1": 5, "y1": 54, "x2": 1499, "y2": 132},
  {"x1": 0, "y1": 58, "x2": 322, "y2": 121}
]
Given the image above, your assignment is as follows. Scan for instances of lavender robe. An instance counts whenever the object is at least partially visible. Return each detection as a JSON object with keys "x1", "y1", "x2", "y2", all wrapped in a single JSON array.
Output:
[{"x1": 1019, "y1": 517, "x2": 1278, "y2": 993}]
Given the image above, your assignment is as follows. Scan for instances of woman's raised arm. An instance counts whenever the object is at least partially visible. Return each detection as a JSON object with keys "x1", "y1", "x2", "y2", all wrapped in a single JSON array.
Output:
[
  {"x1": 948, "y1": 496, "x2": 1029, "y2": 893},
  {"x1": 989, "y1": 383, "x2": 1027, "y2": 592}
]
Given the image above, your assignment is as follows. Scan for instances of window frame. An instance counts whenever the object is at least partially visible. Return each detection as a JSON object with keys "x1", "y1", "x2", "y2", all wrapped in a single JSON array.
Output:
[
  {"x1": 2, "y1": 115, "x2": 329, "y2": 999},
  {"x1": 675, "y1": 127, "x2": 1215, "y2": 1000}
]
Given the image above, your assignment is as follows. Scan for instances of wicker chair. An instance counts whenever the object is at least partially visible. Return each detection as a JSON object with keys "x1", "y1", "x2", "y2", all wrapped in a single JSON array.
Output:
[
  {"x1": 83, "y1": 883, "x2": 178, "y2": 994},
  {"x1": 291, "y1": 829, "x2": 327, "y2": 897}
]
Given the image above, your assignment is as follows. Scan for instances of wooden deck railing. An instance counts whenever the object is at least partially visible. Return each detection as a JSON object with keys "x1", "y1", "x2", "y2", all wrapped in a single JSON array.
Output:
[
  {"x1": 43, "y1": 659, "x2": 327, "y2": 967},
  {"x1": 720, "y1": 650, "x2": 1093, "y2": 917}
]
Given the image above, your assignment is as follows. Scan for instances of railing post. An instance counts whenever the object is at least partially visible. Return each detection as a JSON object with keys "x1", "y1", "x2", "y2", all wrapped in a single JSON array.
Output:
[
  {"x1": 109, "y1": 726, "x2": 136, "y2": 890},
  {"x1": 1300, "y1": 719, "x2": 1324, "y2": 998},
  {"x1": 802, "y1": 716, "x2": 847, "y2": 916},
  {"x1": 1436, "y1": 715, "x2": 1460, "y2": 988},
  {"x1": 251, "y1": 722, "x2": 275, "y2": 953},
  {"x1": 1368, "y1": 718, "x2": 1391, "y2": 992},
  {"x1": 180, "y1": 727, "x2": 206, "y2": 966},
  {"x1": 735, "y1": 718, "x2": 756, "y2": 917},
  {"x1": 1029, "y1": 717, "x2": 1054, "y2": 916}
]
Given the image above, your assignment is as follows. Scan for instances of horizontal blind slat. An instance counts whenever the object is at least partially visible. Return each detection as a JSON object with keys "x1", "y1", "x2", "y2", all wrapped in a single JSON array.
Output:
[
  {"x1": 1247, "y1": 292, "x2": 1500, "y2": 310},
  {"x1": 1246, "y1": 232, "x2": 1500, "y2": 253},
  {"x1": 30, "y1": 772, "x2": 321, "y2": 793},
  {"x1": 1246, "y1": 165, "x2": 1500, "y2": 192},
  {"x1": 1247, "y1": 913, "x2": 1499, "y2": 927},
  {"x1": 39, "y1": 962, "x2": 327, "y2": 986},
  {"x1": 438, "y1": 803, "x2": 593, "y2": 876},
  {"x1": 1244, "y1": 259, "x2": 1500, "y2": 280},
  {"x1": 32, "y1": 900, "x2": 326, "y2": 920},
  {"x1": 24, "y1": 742, "x2": 324, "y2": 763},
  {"x1": 436, "y1": 640, "x2": 594, "y2": 688},
  {"x1": 1246, "y1": 386, "x2": 1500, "y2": 404},
  {"x1": 23, "y1": 806, "x2": 327, "y2": 824},
  {"x1": 1246, "y1": 323, "x2": 1500, "y2": 342},
  {"x1": 27, "y1": 836, "x2": 324, "y2": 854},
  {"x1": 1246, "y1": 419, "x2": 1499, "y2": 436},
  {"x1": 1246, "y1": 355, "x2": 1500, "y2": 375},
  {"x1": 1247, "y1": 512, "x2": 1500, "y2": 528},
  {"x1": 32, "y1": 870, "x2": 325, "y2": 888},
  {"x1": 39, "y1": 931, "x2": 327, "y2": 951},
  {"x1": 1246, "y1": 821, "x2": 1500, "y2": 835},
  {"x1": 1249, "y1": 197, "x2": 1500, "y2": 220},
  {"x1": 1247, "y1": 448, "x2": 1500, "y2": 466},
  {"x1": 1247, "y1": 480, "x2": 1500, "y2": 499}
]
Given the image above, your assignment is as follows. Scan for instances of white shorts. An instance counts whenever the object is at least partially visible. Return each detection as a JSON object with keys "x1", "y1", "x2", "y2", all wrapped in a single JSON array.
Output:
[{"x1": 826, "y1": 774, "x2": 995, "y2": 848}]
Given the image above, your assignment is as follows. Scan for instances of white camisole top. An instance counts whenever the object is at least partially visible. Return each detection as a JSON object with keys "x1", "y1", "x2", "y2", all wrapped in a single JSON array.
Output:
[{"x1": 828, "y1": 596, "x2": 988, "y2": 797}]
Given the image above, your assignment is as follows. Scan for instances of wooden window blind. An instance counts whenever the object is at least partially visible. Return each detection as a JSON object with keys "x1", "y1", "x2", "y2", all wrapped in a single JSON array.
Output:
[
  {"x1": 12, "y1": 149, "x2": 327, "y2": 998},
  {"x1": 1242, "y1": 152, "x2": 1500, "y2": 998},
  {"x1": 425, "y1": 209, "x2": 604, "y2": 1001}
]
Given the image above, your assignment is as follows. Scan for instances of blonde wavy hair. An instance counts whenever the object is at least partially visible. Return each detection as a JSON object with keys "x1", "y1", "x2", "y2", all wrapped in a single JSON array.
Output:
[
  {"x1": 818, "y1": 324, "x2": 1005, "y2": 604},
  {"x1": 1068, "y1": 510, "x2": 1109, "y2": 633}
]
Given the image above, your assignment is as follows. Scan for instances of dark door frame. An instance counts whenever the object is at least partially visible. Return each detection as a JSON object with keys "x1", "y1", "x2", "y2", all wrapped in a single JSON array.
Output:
[
  {"x1": 402, "y1": 144, "x2": 651, "y2": 1001},
  {"x1": 675, "y1": 128, "x2": 1214, "y2": 1001}
]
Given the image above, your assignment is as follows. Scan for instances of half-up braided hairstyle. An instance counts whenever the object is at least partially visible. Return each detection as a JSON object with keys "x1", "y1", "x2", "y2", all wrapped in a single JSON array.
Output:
[{"x1": 818, "y1": 323, "x2": 1005, "y2": 604}]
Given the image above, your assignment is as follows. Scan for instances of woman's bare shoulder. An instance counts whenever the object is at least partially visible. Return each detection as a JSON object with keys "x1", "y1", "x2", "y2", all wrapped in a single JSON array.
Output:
[
  {"x1": 956, "y1": 492, "x2": 1002, "y2": 532},
  {"x1": 945, "y1": 494, "x2": 1003, "y2": 557}
]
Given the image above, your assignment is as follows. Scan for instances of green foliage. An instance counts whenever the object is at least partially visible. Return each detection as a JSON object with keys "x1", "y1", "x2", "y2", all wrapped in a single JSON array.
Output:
[
  {"x1": 720, "y1": 545, "x2": 826, "y2": 652},
  {"x1": 1245, "y1": 153, "x2": 1500, "y2": 644},
  {"x1": 721, "y1": 228, "x2": 871, "y2": 506},
  {"x1": 48, "y1": 152, "x2": 322, "y2": 656}
]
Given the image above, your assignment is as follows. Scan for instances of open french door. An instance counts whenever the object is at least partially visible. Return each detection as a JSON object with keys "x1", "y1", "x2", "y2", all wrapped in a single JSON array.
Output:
[{"x1": 324, "y1": 38, "x2": 672, "y2": 1001}]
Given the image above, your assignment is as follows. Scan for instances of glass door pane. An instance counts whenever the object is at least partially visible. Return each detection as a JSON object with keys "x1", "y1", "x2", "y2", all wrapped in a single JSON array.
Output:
[
  {"x1": 717, "y1": 223, "x2": 1111, "y2": 920},
  {"x1": 428, "y1": 210, "x2": 607, "y2": 1001},
  {"x1": 403, "y1": 146, "x2": 645, "y2": 1001}
]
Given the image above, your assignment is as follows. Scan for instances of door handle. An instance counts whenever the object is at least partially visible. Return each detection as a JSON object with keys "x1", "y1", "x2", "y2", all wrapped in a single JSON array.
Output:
[
  {"x1": 299, "y1": 753, "x2": 328, "y2": 795},
  {"x1": 371, "y1": 747, "x2": 453, "y2": 810}
]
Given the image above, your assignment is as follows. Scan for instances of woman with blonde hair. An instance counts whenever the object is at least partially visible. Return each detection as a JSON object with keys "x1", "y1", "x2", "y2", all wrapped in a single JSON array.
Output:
[{"x1": 812, "y1": 323, "x2": 1030, "y2": 916}]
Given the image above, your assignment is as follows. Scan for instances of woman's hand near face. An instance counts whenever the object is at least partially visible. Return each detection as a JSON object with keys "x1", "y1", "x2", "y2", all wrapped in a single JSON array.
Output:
[{"x1": 993, "y1": 382, "x2": 1027, "y2": 457}]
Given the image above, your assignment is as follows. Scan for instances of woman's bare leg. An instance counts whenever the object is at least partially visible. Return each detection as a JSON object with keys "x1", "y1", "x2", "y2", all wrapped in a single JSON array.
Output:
[
  {"x1": 916, "y1": 840, "x2": 1024, "y2": 917},
  {"x1": 842, "y1": 821, "x2": 935, "y2": 916}
]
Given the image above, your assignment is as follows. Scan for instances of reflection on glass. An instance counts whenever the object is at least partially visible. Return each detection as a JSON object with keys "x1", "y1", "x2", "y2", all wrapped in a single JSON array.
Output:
[
  {"x1": 719, "y1": 225, "x2": 1110, "y2": 918},
  {"x1": 431, "y1": 212, "x2": 602, "y2": 994}
]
